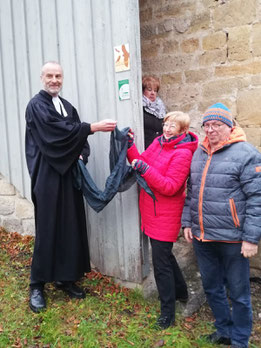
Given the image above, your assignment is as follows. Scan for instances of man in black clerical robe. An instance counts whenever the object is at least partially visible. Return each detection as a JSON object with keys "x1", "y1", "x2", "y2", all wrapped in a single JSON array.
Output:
[{"x1": 25, "y1": 61, "x2": 116, "y2": 312}]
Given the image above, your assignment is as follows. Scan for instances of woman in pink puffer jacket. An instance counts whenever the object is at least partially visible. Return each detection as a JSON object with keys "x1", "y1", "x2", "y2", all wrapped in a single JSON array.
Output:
[{"x1": 127, "y1": 111, "x2": 198, "y2": 330}]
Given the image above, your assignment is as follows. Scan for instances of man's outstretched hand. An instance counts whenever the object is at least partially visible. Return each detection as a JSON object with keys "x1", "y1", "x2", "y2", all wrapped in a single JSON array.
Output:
[{"x1": 91, "y1": 119, "x2": 117, "y2": 133}]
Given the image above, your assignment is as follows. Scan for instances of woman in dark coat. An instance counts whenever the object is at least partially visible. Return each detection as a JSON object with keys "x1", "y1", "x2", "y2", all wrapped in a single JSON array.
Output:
[{"x1": 142, "y1": 76, "x2": 166, "y2": 149}]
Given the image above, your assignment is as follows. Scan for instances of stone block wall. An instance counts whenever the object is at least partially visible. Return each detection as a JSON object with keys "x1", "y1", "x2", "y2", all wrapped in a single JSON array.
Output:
[
  {"x1": 139, "y1": 0, "x2": 261, "y2": 276},
  {"x1": 139, "y1": 0, "x2": 261, "y2": 150},
  {"x1": 0, "y1": 174, "x2": 35, "y2": 236}
]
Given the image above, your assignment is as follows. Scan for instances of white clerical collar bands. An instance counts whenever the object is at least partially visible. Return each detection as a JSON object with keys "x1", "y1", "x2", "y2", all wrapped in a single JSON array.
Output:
[{"x1": 52, "y1": 96, "x2": 68, "y2": 117}]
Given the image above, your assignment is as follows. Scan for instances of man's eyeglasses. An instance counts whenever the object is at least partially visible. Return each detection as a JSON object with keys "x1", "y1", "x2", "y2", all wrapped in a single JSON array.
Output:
[
  {"x1": 163, "y1": 123, "x2": 177, "y2": 130},
  {"x1": 202, "y1": 123, "x2": 224, "y2": 131}
]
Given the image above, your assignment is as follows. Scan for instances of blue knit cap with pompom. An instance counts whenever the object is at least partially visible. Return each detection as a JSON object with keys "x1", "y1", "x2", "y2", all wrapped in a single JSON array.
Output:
[{"x1": 203, "y1": 103, "x2": 233, "y2": 128}]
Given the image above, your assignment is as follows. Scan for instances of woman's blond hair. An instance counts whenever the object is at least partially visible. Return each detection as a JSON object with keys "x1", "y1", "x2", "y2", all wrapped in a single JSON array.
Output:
[{"x1": 164, "y1": 111, "x2": 190, "y2": 134}]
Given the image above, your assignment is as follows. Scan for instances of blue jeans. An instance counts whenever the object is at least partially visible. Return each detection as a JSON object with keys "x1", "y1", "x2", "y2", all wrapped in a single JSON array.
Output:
[{"x1": 193, "y1": 239, "x2": 252, "y2": 348}]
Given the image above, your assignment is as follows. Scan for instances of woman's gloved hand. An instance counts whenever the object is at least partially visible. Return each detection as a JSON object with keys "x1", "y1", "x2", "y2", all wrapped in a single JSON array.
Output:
[
  {"x1": 131, "y1": 159, "x2": 149, "y2": 175},
  {"x1": 127, "y1": 129, "x2": 134, "y2": 148}
]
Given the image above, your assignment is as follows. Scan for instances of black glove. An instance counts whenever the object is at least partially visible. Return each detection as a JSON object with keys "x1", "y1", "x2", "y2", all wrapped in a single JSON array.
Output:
[
  {"x1": 132, "y1": 160, "x2": 149, "y2": 175},
  {"x1": 127, "y1": 130, "x2": 134, "y2": 148}
]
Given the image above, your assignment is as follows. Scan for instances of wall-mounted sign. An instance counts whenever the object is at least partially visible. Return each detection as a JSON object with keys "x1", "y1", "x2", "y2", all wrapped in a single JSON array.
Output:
[
  {"x1": 118, "y1": 79, "x2": 130, "y2": 101},
  {"x1": 114, "y1": 43, "x2": 130, "y2": 72}
]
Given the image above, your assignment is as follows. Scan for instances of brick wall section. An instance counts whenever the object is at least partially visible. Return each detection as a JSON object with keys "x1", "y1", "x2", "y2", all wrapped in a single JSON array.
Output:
[
  {"x1": 139, "y1": 0, "x2": 261, "y2": 275},
  {"x1": 0, "y1": 174, "x2": 35, "y2": 236},
  {"x1": 139, "y1": 0, "x2": 261, "y2": 150}
]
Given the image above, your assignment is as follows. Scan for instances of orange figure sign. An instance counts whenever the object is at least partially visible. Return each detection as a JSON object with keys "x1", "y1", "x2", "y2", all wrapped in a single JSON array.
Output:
[{"x1": 114, "y1": 43, "x2": 130, "y2": 72}]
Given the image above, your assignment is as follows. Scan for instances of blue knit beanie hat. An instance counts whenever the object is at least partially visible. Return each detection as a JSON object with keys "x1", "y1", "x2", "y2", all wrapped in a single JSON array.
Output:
[{"x1": 203, "y1": 103, "x2": 233, "y2": 128}]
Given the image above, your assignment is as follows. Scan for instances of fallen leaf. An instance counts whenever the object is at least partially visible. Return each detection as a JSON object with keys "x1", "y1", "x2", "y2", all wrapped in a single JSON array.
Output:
[
  {"x1": 184, "y1": 323, "x2": 192, "y2": 330},
  {"x1": 126, "y1": 340, "x2": 135, "y2": 346},
  {"x1": 153, "y1": 339, "x2": 165, "y2": 347},
  {"x1": 185, "y1": 316, "x2": 196, "y2": 322}
]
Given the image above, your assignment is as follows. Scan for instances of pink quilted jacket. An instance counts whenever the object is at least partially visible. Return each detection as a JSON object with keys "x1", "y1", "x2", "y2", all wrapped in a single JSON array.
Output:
[{"x1": 127, "y1": 132, "x2": 198, "y2": 242}]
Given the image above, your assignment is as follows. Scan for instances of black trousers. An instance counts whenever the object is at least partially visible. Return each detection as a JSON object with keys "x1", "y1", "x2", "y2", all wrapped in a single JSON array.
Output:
[
  {"x1": 30, "y1": 280, "x2": 45, "y2": 290},
  {"x1": 150, "y1": 238, "x2": 188, "y2": 317}
]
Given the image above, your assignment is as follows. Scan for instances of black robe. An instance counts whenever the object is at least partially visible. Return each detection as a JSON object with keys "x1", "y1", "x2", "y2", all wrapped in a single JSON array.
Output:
[{"x1": 25, "y1": 90, "x2": 92, "y2": 283}]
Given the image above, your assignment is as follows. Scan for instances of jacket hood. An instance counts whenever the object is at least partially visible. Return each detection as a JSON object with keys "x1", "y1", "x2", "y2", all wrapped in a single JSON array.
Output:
[
  {"x1": 201, "y1": 126, "x2": 246, "y2": 153},
  {"x1": 158, "y1": 131, "x2": 198, "y2": 154}
]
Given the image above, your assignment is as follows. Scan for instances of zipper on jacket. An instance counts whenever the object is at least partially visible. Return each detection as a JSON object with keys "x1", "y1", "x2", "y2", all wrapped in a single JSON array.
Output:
[
  {"x1": 199, "y1": 154, "x2": 212, "y2": 240},
  {"x1": 229, "y1": 198, "x2": 240, "y2": 228},
  {"x1": 154, "y1": 200, "x2": 157, "y2": 216},
  {"x1": 158, "y1": 141, "x2": 164, "y2": 156}
]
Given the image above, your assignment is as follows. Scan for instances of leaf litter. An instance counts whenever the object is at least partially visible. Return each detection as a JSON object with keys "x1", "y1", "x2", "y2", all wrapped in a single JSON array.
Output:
[{"x1": 0, "y1": 227, "x2": 260, "y2": 348}]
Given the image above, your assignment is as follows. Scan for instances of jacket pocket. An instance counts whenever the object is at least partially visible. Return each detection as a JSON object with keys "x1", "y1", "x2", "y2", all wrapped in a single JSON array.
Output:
[{"x1": 229, "y1": 198, "x2": 240, "y2": 228}]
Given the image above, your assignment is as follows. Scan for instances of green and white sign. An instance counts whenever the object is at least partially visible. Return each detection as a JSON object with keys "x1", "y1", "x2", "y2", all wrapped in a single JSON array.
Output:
[{"x1": 118, "y1": 79, "x2": 130, "y2": 101}]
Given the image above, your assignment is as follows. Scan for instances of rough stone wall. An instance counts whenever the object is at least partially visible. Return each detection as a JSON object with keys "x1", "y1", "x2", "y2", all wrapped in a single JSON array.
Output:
[
  {"x1": 139, "y1": 0, "x2": 261, "y2": 277},
  {"x1": 139, "y1": 0, "x2": 261, "y2": 150},
  {"x1": 0, "y1": 174, "x2": 35, "y2": 236}
]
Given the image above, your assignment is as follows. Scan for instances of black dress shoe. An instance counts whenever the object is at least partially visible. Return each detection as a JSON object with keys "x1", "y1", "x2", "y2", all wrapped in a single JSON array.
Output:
[
  {"x1": 55, "y1": 281, "x2": 86, "y2": 299},
  {"x1": 155, "y1": 315, "x2": 175, "y2": 330},
  {"x1": 201, "y1": 331, "x2": 231, "y2": 345},
  {"x1": 29, "y1": 288, "x2": 46, "y2": 313}
]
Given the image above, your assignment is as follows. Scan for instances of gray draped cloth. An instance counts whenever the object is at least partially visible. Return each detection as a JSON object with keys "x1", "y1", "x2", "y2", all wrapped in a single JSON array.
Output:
[{"x1": 73, "y1": 126, "x2": 156, "y2": 212}]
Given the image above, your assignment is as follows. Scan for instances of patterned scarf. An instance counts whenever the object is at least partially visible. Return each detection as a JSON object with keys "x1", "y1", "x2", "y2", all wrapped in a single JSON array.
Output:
[{"x1": 143, "y1": 95, "x2": 166, "y2": 119}]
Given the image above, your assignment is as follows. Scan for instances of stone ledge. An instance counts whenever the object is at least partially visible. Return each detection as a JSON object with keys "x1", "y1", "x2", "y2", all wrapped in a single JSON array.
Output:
[
  {"x1": 0, "y1": 196, "x2": 15, "y2": 215},
  {"x1": 0, "y1": 177, "x2": 16, "y2": 195},
  {"x1": 0, "y1": 174, "x2": 35, "y2": 236}
]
